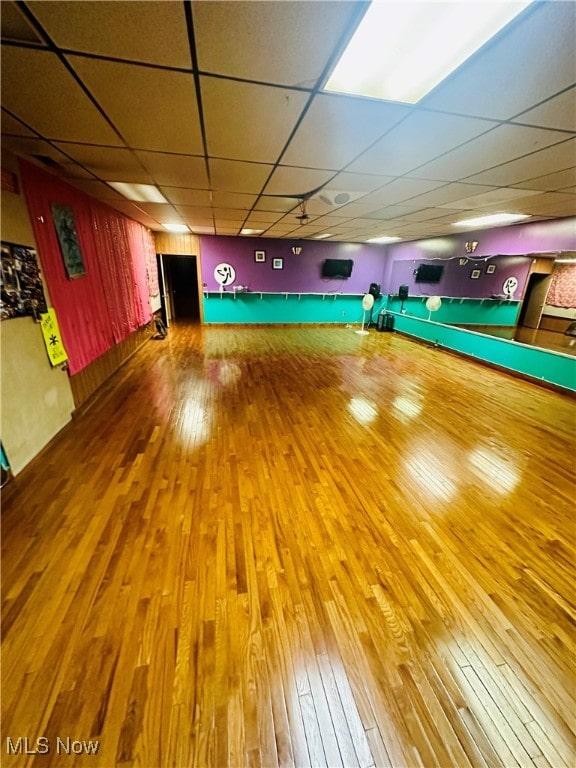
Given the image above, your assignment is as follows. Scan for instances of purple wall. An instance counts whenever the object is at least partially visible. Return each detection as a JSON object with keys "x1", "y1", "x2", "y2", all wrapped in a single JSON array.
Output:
[
  {"x1": 199, "y1": 236, "x2": 386, "y2": 294},
  {"x1": 389, "y1": 255, "x2": 532, "y2": 300},
  {"x1": 383, "y1": 217, "x2": 575, "y2": 300}
]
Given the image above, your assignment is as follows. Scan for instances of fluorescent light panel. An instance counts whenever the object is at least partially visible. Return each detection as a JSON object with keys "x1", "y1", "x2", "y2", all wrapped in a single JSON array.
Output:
[
  {"x1": 367, "y1": 236, "x2": 401, "y2": 244},
  {"x1": 324, "y1": 1, "x2": 533, "y2": 104},
  {"x1": 314, "y1": 233, "x2": 334, "y2": 240},
  {"x1": 162, "y1": 223, "x2": 190, "y2": 233},
  {"x1": 109, "y1": 182, "x2": 169, "y2": 204},
  {"x1": 241, "y1": 228, "x2": 264, "y2": 235},
  {"x1": 453, "y1": 213, "x2": 531, "y2": 228}
]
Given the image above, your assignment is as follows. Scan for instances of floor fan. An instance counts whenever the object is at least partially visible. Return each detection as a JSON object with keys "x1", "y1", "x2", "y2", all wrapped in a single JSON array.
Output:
[
  {"x1": 426, "y1": 296, "x2": 442, "y2": 320},
  {"x1": 356, "y1": 293, "x2": 374, "y2": 335}
]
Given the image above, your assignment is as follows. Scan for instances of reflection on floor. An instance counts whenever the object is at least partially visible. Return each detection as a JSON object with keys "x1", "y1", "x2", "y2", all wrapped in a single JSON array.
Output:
[{"x1": 460, "y1": 325, "x2": 576, "y2": 357}]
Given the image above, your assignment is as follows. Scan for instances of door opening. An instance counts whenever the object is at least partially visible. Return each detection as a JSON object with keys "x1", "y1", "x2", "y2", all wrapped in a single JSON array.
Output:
[
  {"x1": 166, "y1": 255, "x2": 201, "y2": 321},
  {"x1": 518, "y1": 272, "x2": 552, "y2": 329}
]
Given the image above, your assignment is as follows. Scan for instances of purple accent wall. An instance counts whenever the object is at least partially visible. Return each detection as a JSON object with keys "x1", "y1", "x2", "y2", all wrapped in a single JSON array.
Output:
[
  {"x1": 199, "y1": 236, "x2": 386, "y2": 294},
  {"x1": 389, "y1": 255, "x2": 532, "y2": 299},
  {"x1": 383, "y1": 217, "x2": 576, "y2": 300}
]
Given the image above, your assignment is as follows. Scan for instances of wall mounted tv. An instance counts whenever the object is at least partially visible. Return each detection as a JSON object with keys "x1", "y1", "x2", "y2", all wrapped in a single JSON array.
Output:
[
  {"x1": 414, "y1": 263, "x2": 444, "y2": 283},
  {"x1": 322, "y1": 259, "x2": 354, "y2": 278}
]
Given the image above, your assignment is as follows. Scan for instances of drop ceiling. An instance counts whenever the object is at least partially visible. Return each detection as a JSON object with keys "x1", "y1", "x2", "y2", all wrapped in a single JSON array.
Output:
[{"x1": 1, "y1": 0, "x2": 575, "y2": 243}]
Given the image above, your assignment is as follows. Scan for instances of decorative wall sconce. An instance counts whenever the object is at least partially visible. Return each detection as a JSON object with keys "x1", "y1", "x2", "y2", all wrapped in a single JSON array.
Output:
[
  {"x1": 465, "y1": 241, "x2": 479, "y2": 253},
  {"x1": 292, "y1": 246, "x2": 302, "y2": 255}
]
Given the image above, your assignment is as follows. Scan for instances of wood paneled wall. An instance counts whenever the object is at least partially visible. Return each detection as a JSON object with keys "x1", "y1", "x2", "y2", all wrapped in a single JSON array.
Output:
[
  {"x1": 153, "y1": 232, "x2": 200, "y2": 255},
  {"x1": 69, "y1": 325, "x2": 151, "y2": 408}
]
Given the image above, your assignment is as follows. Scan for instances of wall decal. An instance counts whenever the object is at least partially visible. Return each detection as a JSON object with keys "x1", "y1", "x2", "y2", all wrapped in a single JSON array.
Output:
[{"x1": 214, "y1": 262, "x2": 236, "y2": 286}]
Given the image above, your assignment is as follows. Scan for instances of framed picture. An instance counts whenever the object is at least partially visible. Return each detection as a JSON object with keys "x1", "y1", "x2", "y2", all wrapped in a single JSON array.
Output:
[
  {"x1": 470, "y1": 269, "x2": 481, "y2": 279},
  {"x1": 51, "y1": 204, "x2": 86, "y2": 278},
  {"x1": 486, "y1": 264, "x2": 496, "y2": 274},
  {"x1": 272, "y1": 258, "x2": 283, "y2": 270},
  {"x1": 254, "y1": 250, "x2": 266, "y2": 263}
]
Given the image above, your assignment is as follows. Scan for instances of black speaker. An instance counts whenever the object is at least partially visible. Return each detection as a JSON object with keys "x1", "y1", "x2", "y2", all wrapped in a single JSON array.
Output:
[
  {"x1": 377, "y1": 312, "x2": 386, "y2": 331},
  {"x1": 399, "y1": 284, "x2": 409, "y2": 300},
  {"x1": 369, "y1": 282, "x2": 381, "y2": 298}
]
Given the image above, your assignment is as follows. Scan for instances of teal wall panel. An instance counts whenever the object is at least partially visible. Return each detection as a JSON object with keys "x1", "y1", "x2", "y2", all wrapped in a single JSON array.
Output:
[
  {"x1": 203, "y1": 292, "x2": 386, "y2": 324},
  {"x1": 390, "y1": 312, "x2": 576, "y2": 392},
  {"x1": 385, "y1": 295, "x2": 521, "y2": 326}
]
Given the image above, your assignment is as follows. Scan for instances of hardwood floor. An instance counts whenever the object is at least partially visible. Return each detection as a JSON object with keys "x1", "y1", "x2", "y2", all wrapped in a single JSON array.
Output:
[{"x1": 2, "y1": 323, "x2": 575, "y2": 768}]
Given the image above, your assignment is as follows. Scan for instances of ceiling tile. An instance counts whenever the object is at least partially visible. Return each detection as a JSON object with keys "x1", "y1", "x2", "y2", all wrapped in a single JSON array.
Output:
[
  {"x1": 348, "y1": 110, "x2": 495, "y2": 177},
  {"x1": 211, "y1": 192, "x2": 258, "y2": 209},
  {"x1": 193, "y1": 0, "x2": 363, "y2": 86},
  {"x1": 403, "y1": 182, "x2": 497, "y2": 208},
  {"x1": 359, "y1": 178, "x2": 446, "y2": 207},
  {"x1": 1, "y1": 109, "x2": 36, "y2": 137},
  {"x1": 54, "y1": 143, "x2": 154, "y2": 183},
  {"x1": 131, "y1": 203, "x2": 180, "y2": 220},
  {"x1": 438, "y1": 188, "x2": 543, "y2": 211},
  {"x1": 512, "y1": 167, "x2": 576, "y2": 193},
  {"x1": 1, "y1": 47, "x2": 123, "y2": 145},
  {"x1": 160, "y1": 187, "x2": 213, "y2": 206},
  {"x1": 282, "y1": 92, "x2": 409, "y2": 170},
  {"x1": 263, "y1": 166, "x2": 335, "y2": 197},
  {"x1": 1, "y1": 2, "x2": 43, "y2": 43},
  {"x1": 65, "y1": 179, "x2": 127, "y2": 201},
  {"x1": 409, "y1": 125, "x2": 570, "y2": 182},
  {"x1": 503, "y1": 191, "x2": 576, "y2": 217},
  {"x1": 28, "y1": 0, "x2": 191, "y2": 68},
  {"x1": 463, "y1": 138, "x2": 576, "y2": 186},
  {"x1": 210, "y1": 159, "x2": 273, "y2": 194},
  {"x1": 67, "y1": 56, "x2": 202, "y2": 153},
  {"x1": 421, "y1": 1, "x2": 576, "y2": 120},
  {"x1": 136, "y1": 151, "x2": 208, "y2": 188},
  {"x1": 201, "y1": 77, "x2": 309, "y2": 164},
  {"x1": 254, "y1": 196, "x2": 301, "y2": 213},
  {"x1": 513, "y1": 87, "x2": 576, "y2": 132}
]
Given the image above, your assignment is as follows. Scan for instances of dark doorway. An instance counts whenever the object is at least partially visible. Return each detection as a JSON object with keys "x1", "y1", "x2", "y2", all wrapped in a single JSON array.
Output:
[
  {"x1": 167, "y1": 255, "x2": 200, "y2": 320},
  {"x1": 518, "y1": 272, "x2": 552, "y2": 328}
]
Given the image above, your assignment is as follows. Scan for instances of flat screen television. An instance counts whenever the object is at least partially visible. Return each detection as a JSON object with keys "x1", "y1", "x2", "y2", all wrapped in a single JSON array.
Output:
[
  {"x1": 414, "y1": 263, "x2": 444, "y2": 283},
  {"x1": 322, "y1": 259, "x2": 354, "y2": 278}
]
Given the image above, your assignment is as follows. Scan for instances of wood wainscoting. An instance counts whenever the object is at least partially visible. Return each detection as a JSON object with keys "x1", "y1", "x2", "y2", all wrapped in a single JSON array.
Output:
[{"x1": 69, "y1": 324, "x2": 152, "y2": 409}]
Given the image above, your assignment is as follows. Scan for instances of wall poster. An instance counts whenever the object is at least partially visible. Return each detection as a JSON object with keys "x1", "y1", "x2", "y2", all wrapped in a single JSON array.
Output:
[
  {"x1": 1, "y1": 241, "x2": 48, "y2": 320},
  {"x1": 51, "y1": 203, "x2": 86, "y2": 278}
]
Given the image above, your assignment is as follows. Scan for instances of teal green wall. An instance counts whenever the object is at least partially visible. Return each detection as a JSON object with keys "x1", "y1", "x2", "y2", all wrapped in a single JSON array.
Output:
[
  {"x1": 385, "y1": 295, "x2": 521, "y2": 326},
  {"x1": 203, "y1": 292, "x2": 386, "y2": 324},
  {"x1": 389, "y1": 312, "x2": 576, "y2": 392}
]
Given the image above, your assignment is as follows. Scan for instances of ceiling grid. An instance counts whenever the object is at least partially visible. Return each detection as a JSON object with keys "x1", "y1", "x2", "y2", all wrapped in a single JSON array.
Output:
[{"x1": 1, "y1": 0, "x2": 574, "y2": 242}]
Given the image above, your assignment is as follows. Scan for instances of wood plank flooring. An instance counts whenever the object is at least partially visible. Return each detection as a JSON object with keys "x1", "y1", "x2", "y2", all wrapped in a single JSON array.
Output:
[{"x1": 2, "y1": 323, "x2": 575, "y2": 768}]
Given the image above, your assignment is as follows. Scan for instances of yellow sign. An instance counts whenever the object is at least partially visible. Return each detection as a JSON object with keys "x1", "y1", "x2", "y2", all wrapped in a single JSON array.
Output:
[{"x1": 40, "y1": 308, "x2": 68, "y2": 366}]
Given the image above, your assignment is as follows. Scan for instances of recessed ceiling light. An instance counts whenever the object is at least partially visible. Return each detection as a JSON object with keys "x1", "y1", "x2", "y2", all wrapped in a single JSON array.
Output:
[
  {"x1": 452, "y1": 213, "x2": 531, "y2": 228},
  {"x1": 241, "y1": 228, "x2": 265, "y2": 235},
  {"x1": 109, "y1": 182, "x2": 169, "y2": 203},
  {"x1": 324, "y1": 1, "x2": 533, "y2": 104},
  {"x1": 367, "y1": 236, "x2": 401, "y2": 244},
  {"x1": 162, "y1": 223, "x2": 190, "y2": 233},
  {"x1": 314, "y1": 234, "x2": 334, "y2": 240}
]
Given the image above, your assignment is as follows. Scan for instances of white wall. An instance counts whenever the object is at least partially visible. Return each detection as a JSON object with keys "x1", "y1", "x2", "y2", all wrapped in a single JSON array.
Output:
[{"x1": 1, "y1": 152, "x2": 75, "y2": 474}]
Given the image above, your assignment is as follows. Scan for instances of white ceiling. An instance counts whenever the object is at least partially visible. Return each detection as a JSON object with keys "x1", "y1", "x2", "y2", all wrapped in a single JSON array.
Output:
[{"x1": 1, "y1": 0, "x2": 575, "y2": 243}]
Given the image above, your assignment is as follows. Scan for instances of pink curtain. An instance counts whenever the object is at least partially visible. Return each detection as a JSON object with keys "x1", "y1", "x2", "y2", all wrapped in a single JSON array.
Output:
[
  {"x1": 20, "y1": 161, "x2": 158, "y2": 374},
  {"x1": 546, "y1": 264, "x2": 576, "y2": 308}
]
